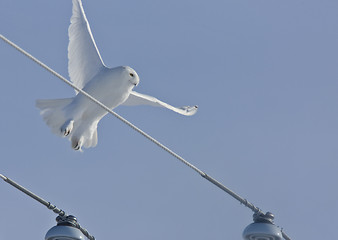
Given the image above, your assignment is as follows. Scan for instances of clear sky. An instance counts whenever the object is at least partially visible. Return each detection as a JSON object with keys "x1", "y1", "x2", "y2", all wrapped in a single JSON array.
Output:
[{"x1": 1, "y1": 0, "x2": 337, "y2": 239}]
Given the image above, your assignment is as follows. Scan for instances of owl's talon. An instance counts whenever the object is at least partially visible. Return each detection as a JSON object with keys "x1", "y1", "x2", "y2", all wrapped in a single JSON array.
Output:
[
  {"x1": 72, "y1": 137, "x2": 83, "y2": 151},
  {"x1": 61, "y1": 119, "x2": 74, "y2": 136}
]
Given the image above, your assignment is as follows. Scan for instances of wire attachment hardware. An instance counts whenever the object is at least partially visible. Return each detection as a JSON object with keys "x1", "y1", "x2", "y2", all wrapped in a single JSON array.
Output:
[{"x1": 0, "y1": 174, "x2": 95, "y2": 240}]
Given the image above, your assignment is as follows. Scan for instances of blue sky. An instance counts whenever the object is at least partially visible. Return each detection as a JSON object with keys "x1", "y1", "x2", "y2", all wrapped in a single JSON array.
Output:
[{"x1": 1, "y1": 0, "x2": 338, "y2": 239}]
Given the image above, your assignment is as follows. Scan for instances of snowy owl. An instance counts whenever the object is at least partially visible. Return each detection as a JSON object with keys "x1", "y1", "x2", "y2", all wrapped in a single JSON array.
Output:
[{"x1": 36, "y1": 0, "x2": 198, "y2": 151}]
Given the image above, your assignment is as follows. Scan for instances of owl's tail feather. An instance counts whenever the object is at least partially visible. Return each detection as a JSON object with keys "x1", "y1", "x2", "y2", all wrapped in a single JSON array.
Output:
[
  {"x1": 36, "y1": 98, "x2": 73, "y2": 136},
  {"x1": 36, "y1": 98, "x2": 98, "y2": 151}
]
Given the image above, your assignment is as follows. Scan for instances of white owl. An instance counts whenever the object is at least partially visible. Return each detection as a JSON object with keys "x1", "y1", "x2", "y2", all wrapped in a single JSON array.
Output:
[{"x1": 36, "y1": 0, "x2": 197, "y2": 151}]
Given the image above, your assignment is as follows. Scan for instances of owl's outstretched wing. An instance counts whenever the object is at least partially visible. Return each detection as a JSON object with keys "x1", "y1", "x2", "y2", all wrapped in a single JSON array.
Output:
[
  {"x1": 68, "y1": 0, "x2": 105, "y2": 92},
  {"x1": 122, "y1": 91, "x2": 198, "y2": 116}
]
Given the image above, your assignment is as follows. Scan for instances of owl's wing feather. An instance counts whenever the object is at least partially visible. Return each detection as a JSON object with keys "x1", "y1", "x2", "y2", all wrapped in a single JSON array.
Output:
[
  {"x1": 68, "y1": 0, "x2": 105, "y2": 92},
  {"x1": 122, "y1": 91, "x2": 198, "y2": 116}
]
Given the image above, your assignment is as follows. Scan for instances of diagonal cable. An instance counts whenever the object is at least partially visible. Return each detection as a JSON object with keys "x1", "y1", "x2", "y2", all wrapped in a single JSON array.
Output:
[
  {"x1": 0, "y1": 174, "x2": 95, "y2": 240},
  {"x1": 0, "y1": 34, "x2": 292, "y2": 239}
]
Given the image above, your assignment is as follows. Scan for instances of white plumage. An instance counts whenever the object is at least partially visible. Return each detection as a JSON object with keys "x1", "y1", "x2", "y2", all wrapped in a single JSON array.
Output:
[{"x1": 36, "y1": 0, "x2": 197, "y2": 151}]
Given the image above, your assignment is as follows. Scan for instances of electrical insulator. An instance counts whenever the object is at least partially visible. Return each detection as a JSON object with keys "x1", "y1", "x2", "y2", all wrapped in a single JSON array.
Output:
[
  {"x1": 45, "y1": 215, "x2": 87, "y2": 240},
  {"x1": 242, "y1": 212, "x2": 283, "y2": 240}
]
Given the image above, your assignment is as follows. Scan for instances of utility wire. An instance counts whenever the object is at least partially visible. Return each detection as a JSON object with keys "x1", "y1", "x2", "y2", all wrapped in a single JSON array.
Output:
[
  {"x1": 0, "y1": 34, "x2": 291, "y2": 240},
  {"x1": 0, "y1": 174, "x2": 95, "y2": 240},
  {"x1": 282, "y1": 231, "x2": 291, "y2": 240},
  {"x1": 0, "y1": 34, "x2": 261, "y2": 214}
]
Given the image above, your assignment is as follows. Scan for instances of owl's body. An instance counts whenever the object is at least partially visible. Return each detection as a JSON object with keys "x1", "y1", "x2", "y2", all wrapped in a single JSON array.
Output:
[{"x1": 37, "y1": 66, "x2": 139, "y2": 150}]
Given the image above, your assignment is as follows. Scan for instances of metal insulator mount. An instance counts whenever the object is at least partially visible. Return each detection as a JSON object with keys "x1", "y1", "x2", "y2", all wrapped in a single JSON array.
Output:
[{"x1": 242, "y1": 212, "x2": 283, "y2": 240}]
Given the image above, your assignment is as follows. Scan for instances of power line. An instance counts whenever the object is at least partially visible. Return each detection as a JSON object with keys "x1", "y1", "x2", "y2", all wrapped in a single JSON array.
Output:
[
  {"x1": 0, "y1": 174, "x2": 95, "y2": 240},
  {"x1": 0, "y1": 34, "x2": 261, "y2": 213},
  {"x1": 0, "y1": 34, "x2": 291, "y2": 240}
]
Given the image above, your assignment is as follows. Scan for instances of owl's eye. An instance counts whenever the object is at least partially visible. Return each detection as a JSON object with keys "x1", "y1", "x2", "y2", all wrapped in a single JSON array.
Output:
[{"x1": 129, "y1": 73, "x2": 134, "y2": 77}]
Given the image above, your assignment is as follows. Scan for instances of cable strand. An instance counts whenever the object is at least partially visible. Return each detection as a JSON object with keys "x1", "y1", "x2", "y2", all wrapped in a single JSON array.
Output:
[
  {"x1": 0, "y1": 174, "x2": 95, "y2": 240},
  {"x1": 0, "y1": 33, "x2": 261, "y2": 214},
  {"x1": 0, "y1": 34, "x2": 291, "y2": 239}
]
